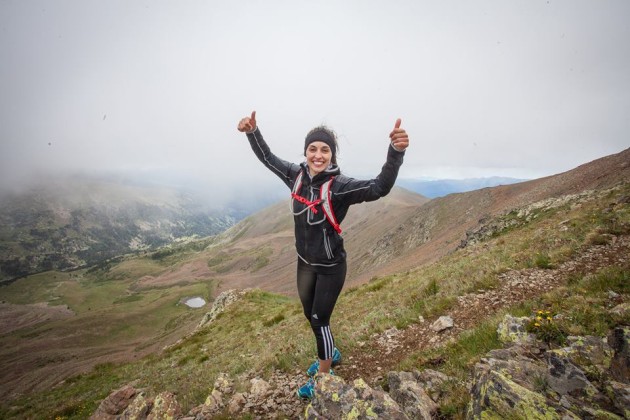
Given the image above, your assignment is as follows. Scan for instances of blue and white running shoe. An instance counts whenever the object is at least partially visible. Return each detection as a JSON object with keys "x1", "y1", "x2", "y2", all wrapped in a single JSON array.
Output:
[
  {"x1": 297, "y1": 378, "x2": 315, "y2": 399},
  {"x1": 297, "y1": 371, "x2": 336, "y2": 400},
  {"x1": 306, "y1": 347, "x2": 342, "y2": 377}
]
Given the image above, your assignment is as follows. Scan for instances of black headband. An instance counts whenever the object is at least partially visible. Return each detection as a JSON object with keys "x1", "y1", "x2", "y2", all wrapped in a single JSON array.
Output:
[{"x1": 304, "y1": 129, "x2": 336, "y2": 158}]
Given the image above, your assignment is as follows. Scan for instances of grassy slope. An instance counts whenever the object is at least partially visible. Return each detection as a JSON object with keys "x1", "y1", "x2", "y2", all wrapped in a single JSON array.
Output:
[{"x1": 1, "y1": 183, "x2": 629, "y2": 419}]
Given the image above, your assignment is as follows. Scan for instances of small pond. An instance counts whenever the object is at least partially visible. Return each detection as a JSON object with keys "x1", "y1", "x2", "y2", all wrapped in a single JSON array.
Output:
[{"x1": 184, "y1": 297, "x2": 206, "y2": 308}]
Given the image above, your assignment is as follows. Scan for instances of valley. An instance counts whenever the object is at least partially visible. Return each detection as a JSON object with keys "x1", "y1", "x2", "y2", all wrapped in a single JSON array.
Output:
[{"x1": 0, "y1": 147, "x2": 628, "y2": 418}]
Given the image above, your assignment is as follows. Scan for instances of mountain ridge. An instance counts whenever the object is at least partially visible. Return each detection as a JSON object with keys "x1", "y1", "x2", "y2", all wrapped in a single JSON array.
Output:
[
  {"x1": 0, "y1": 147, "x2": 628, "y2": 418},
  {"x1": 198, "y1": 147, "x2": 630, "y2": 295}
]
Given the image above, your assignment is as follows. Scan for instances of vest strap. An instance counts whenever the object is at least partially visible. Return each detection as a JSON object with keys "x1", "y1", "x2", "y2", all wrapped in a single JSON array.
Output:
[{"x1": 291, "y1": 170, "x2": 342, "y2": 234}]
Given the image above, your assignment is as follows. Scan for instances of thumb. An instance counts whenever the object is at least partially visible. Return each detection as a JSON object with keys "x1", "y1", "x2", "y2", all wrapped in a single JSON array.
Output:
[
  {"x1": 251, "y1": 110, "x2": 256, "y2": 121},
  {"x1": 394, "y1": 118, "x2": 402, "y2": 129}
]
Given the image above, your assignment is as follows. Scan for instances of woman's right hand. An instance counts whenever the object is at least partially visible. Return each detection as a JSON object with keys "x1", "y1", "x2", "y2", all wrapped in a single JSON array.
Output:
[{"x1": 237, "y1": 111, "x2": 257, "y2": 132}]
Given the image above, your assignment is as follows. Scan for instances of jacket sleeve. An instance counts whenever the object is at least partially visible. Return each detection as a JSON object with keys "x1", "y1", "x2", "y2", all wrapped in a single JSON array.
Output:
[
  {"x1": 246, "y1": 127, "x2": 300, "y2": 189},
  {"x1": 333, "y1": 144, "x2": 405, "y2": 204}
]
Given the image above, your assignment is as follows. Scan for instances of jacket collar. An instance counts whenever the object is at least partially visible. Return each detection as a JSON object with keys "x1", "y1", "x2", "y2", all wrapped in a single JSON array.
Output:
[{"x1": 299, "y1": 162, "x2": 340, "y2": 185}]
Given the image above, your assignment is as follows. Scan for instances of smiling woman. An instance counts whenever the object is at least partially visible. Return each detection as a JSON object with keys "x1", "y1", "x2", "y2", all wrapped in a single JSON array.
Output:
[
  {"x1": 303, "y1": 126, "x2": 338, "y2": 176},
  {"x1": 236, "y1": 110, "x2": 409, "y2": 399}
]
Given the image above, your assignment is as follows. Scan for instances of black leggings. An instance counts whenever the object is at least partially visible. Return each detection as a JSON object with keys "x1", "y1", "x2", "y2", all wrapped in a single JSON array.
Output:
[{"x1": 296, "y1": 259, "x2": 346, "y2": 361}]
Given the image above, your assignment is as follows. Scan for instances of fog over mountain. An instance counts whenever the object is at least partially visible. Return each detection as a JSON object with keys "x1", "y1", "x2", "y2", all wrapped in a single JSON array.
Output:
[{"x1": 1, "y1": 1, "x2": 629, "y2": 202}]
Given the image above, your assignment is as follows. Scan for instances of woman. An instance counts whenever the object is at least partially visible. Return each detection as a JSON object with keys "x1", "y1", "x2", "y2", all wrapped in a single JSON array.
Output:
[{"x1": 237, "y1": 111, "x2": 409, "y2": 399}]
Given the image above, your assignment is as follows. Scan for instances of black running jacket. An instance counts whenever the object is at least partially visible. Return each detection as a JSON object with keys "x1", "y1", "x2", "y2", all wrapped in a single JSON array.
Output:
[{"x1": 246, "y1": 127, "x2": 405, "y2": 267}]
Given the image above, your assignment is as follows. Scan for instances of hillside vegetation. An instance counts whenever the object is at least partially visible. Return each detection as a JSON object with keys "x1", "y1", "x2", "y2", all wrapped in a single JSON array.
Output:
[
  {"x1": 0, "y1": 177, "x2": 241, "y2": 283},
  {"x1": 1, "y1": 175, "x2": 628, "y2": 418}
]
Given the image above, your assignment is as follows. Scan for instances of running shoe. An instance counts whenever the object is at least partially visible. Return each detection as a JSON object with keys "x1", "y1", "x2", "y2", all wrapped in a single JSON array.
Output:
[
  {"x1": 306, "y1": 347, "x2": 342, "y2": 377},
  {"x1": 297, "y1": 378, "x2": 315, "y2": 399},
  {"x1": 297, "y1": 371, "x2": 335, "y2": 400}
]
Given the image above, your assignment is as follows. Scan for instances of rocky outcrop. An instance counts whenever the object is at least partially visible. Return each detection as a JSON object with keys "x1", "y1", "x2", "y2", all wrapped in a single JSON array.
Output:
[
  {"x1": 305, "y1": 374, "x2": 408, "y2": 419},
  {"x1": 387, "y1": 371, "x2": 438, "y2": 419},
  {"x1": 495, "y1": 314, "x2": 533, "y2": 344},
  {"x1": 90, "y1": 385, "x2": 181, "y2": 420},
  {"x1": 187, "y1": 370, "x2": 304, "y2": 419},
  {"x1": 93, "y1": 317, "x2": 629, "y2": 419},
  {"x1": 609, "y1": 326, "x2": 630, "y2": 383},
  {"x1": 163, "y1": 289, "x2": 248, "y2": 353},
  {"x1": 197, "y1": 289, "x2": 248, "y2": 329},
  {"x1": 467, "y1": 315, "x2": 630, "y2": 419},
  {"x1": 460, "y1": 187, "x2": 617, "y2": 249},
  {"x1": 90, "y1": 385, "x2": 138, "y2": 420}
]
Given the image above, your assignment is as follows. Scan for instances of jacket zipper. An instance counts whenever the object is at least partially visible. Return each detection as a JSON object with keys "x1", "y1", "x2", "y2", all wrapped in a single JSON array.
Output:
[
  {"x1": 308, "y1": 187, "x2": 315, "y2": 223},
  {"x1": 323, "y1": 229, "x2": 333, "y2": 259}
]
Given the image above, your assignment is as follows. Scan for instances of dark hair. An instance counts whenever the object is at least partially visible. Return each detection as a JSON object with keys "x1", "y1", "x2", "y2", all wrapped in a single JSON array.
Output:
[{"x1": 304, "y1": 125, "x2": 339, "y2": 165}]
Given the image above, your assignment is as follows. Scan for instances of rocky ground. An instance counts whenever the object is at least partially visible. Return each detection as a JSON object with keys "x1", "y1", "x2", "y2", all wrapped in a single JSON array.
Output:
[
  {"x1": 138, "y1": 234, "x2": 628, "y2": 419},
  {"x1": 342, "y1": 234, "x2": 630, "y2": 387},
  {"x1": 269, "y1": 234, "x2": 628, "y2": 417}
]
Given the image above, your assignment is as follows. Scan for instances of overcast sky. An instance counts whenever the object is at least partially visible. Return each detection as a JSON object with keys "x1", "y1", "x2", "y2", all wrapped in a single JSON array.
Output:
[{"x1": 1, "y1": 0, "x2": 629, "y2": 199}]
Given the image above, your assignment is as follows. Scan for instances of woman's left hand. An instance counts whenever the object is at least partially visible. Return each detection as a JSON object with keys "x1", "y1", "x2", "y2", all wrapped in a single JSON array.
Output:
[{"x1": 389, "y1": 118, "x2": 409, "y2": 151}]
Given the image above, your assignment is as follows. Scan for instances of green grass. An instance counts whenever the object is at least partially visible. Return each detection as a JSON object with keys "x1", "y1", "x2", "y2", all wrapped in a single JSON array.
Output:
[
  {"x1": 1, "y1": 183, "x2": 629, "y2": 419},
  {"x1": 0, "y1": 271, "x2": 75, "y2": 304}
]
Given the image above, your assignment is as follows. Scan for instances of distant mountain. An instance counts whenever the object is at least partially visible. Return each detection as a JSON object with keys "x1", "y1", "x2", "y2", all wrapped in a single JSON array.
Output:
[
  {"x1": 178, "y1": 147, "x2": 630, "y2": 296},
  {"x1": 0, "y1": 176, "x2": 245, "y2": 283},
  {"x1": 397, "y1": 176, "x2": 527, "y2": 198}
]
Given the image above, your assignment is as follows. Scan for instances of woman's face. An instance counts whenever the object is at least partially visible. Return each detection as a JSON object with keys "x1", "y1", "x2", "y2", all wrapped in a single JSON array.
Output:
[{"x1": 305, "y1": 141, "x2": 332, "y2": 177}]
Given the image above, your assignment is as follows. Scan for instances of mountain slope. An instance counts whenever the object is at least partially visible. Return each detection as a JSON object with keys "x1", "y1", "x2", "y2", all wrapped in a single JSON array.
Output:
[
  {"x1": 350, "y1": 147, "x2": 630, "y2": 283},
  {"x1": 0, "y1": 177, "x2": 241, "y2": 283},
  {"x1": 2, "y1": 167, "x2": 628, "y2": 418},
  {"x1": 0, "y1": 148, "x2": 628, "y2": 417},
  {"x1": 177, "y1": 147, "x2": 630, "y2": 295},
  {"x1": 181, "y1": 186, "x2": 430, "y2": 295}
]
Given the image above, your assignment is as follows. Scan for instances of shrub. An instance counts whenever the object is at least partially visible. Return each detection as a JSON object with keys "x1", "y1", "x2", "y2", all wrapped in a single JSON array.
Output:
[
  {"x1": 533, "y1": 253, "x2": 552, "y2": 269},
  {"x1": 525, "y1": 310, "x2": 566, "y2": 348}
]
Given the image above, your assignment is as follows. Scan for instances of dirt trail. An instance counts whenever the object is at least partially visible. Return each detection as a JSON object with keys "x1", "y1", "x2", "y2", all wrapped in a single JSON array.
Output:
[
  {"x1": 341, "y1": 235, "x2": 630, "y2": 384},
  {"x1": 240, "y1": 235, "x2": 630, "y2": 418}
]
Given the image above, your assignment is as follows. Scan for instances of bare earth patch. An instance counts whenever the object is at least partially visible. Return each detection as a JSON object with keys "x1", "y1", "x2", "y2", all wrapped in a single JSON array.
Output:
[{"x1": 0, "y1": 302, "x2": 74, "y2": 335}]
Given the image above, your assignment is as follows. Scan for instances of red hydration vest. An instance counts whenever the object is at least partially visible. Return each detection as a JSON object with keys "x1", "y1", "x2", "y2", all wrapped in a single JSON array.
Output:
[{"x1": 290, "y1": 170, "x2": 342, "y2": 234}]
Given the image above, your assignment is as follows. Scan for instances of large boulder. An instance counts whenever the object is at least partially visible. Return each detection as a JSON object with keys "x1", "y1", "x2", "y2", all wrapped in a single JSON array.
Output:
[
  {"x1": 478, "y1": 346, "x2": 548, "y2": 387},
  {"x1": 305, "y1": 374, "x2": 408, "y2": 419},
  {"x1": 546, "y1": 352, "x2": 600, "y2": 398},
  {"x1": 467, "y1": 357, "x2": 566, "y2": 419},
  {"x1": 387, "y1": 371, "x2": 438, "y2": 419},
  {"x1": 549, "y1": 335, "x2": 613, "y2": 380},
  {"x1": 119, "y1": 392, "x2": 151, "y2": 420},
  {"x1": 609, "y1": 381, "x2": 630, "y2": 418},
  {"x1": 147, "y1": 392, "x2": 181, "y2": 420},
  {"x1": 414, "y1": 369, "x2": 451, "y2": 402},
  {"x1": 90, "y1": 385, "x2": 138, "y2": 420},
  {"x1": 91, "y1": 386, "x2": 181, "y2": 420},
  {"x1": 467, "y1": 321, "x2": 628, "y2": 419}
]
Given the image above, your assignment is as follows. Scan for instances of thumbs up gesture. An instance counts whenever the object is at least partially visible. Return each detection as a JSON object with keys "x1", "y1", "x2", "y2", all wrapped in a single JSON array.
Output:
[
  {"x1": 389, "y1": 118, "x2": 409, "y2": 151},
  {"x1": 237, "y1": 111, "x2": 257, "y2": 133}
]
